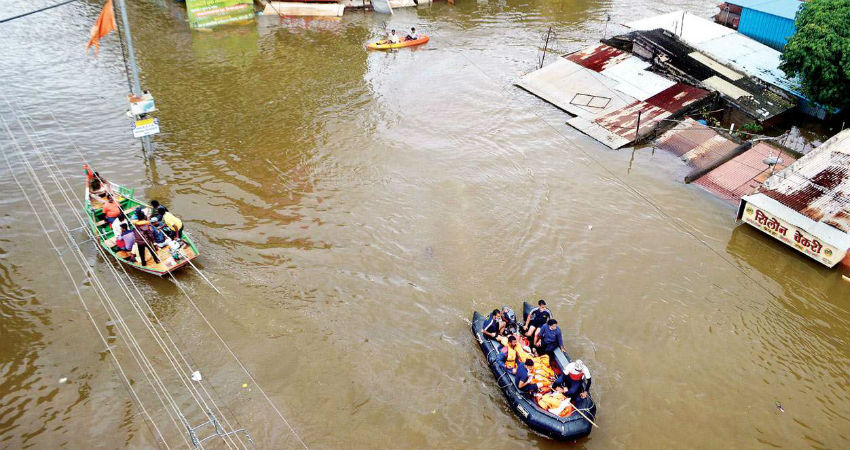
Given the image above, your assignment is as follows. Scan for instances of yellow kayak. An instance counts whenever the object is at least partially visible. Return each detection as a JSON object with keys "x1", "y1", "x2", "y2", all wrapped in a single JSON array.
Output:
[{"x1": 367, "y1": 35, "x2": 430, "y2": 50}]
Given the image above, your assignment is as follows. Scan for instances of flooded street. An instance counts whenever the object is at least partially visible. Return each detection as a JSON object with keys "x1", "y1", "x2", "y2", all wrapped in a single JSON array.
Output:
[{"x1": 1, "y1": 0, "x2": 848, "y2": 448}]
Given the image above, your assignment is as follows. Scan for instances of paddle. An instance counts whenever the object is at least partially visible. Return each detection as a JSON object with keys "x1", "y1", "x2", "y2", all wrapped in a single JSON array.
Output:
[{"x1": 570, "y1": 398, "x2": 599, "y2": 428}]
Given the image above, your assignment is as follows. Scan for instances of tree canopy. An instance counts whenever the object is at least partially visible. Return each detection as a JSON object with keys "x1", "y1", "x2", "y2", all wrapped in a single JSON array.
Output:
[{"x1": 779, "y1": 0, "x2": 850, "y2": 110}]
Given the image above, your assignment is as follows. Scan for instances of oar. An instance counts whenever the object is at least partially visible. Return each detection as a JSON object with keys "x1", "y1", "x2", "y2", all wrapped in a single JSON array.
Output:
[{"x1": 570, "y1": 398, "x2": 599, "y2": 428}]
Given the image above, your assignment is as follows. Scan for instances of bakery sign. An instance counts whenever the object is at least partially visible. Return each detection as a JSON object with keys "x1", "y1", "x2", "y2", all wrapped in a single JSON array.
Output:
[{"x1": 740, "y1": 203, "x2": 844, "y2": 267}]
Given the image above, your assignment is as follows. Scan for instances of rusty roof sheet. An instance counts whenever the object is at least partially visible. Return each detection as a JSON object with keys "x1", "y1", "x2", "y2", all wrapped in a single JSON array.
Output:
[
  {"x1": 593, "y1": 100, "x2": 671, "y2": 142},
  {"x1": 756, "y1": 129, "x2": 850, "y2": 232},
  {"x1": 564, "y1": 43, "x2": 631, "y2": 72},
  {"x1": 693, "y1": 141, "x2": 795, "y2": 201},
  {"x1": 646, "y1": 83, "x2": 712, "y2": 113}
]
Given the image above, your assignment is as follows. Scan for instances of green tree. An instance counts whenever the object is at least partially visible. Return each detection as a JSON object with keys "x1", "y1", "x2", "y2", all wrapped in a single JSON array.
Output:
[{"x1": 779, "y1": 0, "x2": 850, "y2": 110}]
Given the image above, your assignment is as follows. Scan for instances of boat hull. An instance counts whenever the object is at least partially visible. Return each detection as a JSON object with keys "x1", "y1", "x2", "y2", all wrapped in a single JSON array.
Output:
[
  {"x1": 470, "y1": 302, "x2": 597, "y2": 441},
  {"x1": 367, "y1": 35, "x2": 429, "y2": 50}
]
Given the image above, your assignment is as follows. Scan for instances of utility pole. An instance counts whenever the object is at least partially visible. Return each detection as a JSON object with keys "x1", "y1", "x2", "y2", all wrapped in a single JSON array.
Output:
[{"x1": 115, "y1": 0, "x2": 153, "y2": 153}]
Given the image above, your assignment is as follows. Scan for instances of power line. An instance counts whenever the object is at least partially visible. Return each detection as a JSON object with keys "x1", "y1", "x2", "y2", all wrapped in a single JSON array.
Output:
[{"x1": 0, "y1": 0, "x2": 82, "y2": 24}]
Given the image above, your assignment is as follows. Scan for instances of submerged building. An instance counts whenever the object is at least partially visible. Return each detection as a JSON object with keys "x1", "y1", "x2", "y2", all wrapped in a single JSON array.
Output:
[{"x1": 737, "y1": 129, "x2": 850, "y2": 268}]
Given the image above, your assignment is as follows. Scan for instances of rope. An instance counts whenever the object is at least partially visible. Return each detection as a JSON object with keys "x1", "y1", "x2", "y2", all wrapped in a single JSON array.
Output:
[
  {"x1": 0, "y1": 120, "x2": 173, "y2": 450},
  {"x1": 9, "y1": 108, "x2": 247, "y2": 450},
  {"x1": 20, "y1": 103, "x2": 306, "y2": 449},
  {"x1": 452, "y1": 48, "x2": 783, "y2": 303}
]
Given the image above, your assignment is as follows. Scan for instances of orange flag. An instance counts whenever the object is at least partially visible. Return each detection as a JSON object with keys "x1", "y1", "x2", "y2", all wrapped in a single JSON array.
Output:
[{"x1": 87, "y1": 0, "x2": 116, "y2": 54}]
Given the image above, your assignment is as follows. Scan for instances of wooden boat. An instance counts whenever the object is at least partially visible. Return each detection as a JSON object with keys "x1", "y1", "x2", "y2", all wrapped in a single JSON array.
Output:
[
  {"x1": 366, "y1": 35, "x2": 429, "y2": 50},
  {"x1": 471, "y1": 302, "x2": 597, "y2": 441},
  {"x1": 84, "y1": 169, "x2": 199, "y2": 276}
]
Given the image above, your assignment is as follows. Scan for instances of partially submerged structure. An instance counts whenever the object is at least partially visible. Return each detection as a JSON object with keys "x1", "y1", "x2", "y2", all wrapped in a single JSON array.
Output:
[
  {"x1": 737, "y1": 129, "x2": 850, "y2": 268},
  {"x1": 517, "y1": 43, "x2": 712, "y2": 149}
]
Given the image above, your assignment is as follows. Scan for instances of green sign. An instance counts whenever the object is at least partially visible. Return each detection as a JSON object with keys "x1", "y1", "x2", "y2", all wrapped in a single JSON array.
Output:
[{"x1": 186, "y1": 0, "x2": 254, "y2": 29}]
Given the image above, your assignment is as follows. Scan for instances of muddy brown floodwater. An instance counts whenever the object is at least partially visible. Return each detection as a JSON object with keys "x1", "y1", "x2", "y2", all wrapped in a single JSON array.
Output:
[{"x1": 0, "y1": 0, "x2": 848, "y2": 448}]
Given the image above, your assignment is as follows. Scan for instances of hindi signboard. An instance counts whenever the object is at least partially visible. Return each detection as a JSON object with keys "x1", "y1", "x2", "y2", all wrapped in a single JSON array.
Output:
[
  {"x1": 740, "y1": 201, "x2": 845, "y2": 267},
  {"x1": 186, "y1": 0, "x2": 254, "y2": 29}
]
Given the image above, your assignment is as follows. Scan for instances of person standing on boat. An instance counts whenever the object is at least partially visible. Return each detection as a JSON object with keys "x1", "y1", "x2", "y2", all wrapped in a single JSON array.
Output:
[
  {"x1": 555, "y1": 359, "x2": 591, "y2": 402},
  {"x1": 132, "y1": 212, "x2": 161, "y2": 267},
  {"x1": 405, "y1": 27, "x2": 418, "y2": 41},
  {"x1": 481, "y1": 309, "x2": 504, "y2": 339},
  {"x1": 523, "y1": 299, "x2": 551, "y2": 338},
  {"x1": 534, "y1": 319, "x2": 565, "y2": 359}
]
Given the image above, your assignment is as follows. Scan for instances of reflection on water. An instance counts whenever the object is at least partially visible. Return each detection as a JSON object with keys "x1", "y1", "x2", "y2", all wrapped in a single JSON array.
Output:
[{"x1": 0, "y1": 0, "x2": 847, "y2": 448}]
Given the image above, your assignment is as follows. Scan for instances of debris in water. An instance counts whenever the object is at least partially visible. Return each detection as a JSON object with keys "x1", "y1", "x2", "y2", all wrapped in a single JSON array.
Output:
[
  {"x1": 59, "y1": 377, "x2": 68, "y2": 384},
  {"x1": 775, "y1": 401, "x2": 784, "y2": 413},
  {"x1": 191, "y1": 371, "x2": 202, "y2": 382},
  {"x1": 242, "y1": 383, "x2": 248, "y2": 388},
  {"x1": 587, "y1": 225, "x2": 593, "y2": 230}
]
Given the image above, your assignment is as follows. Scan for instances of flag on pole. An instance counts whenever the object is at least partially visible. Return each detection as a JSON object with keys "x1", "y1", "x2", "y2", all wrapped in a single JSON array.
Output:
[{"x1": 86, "y1": 0, "x2": 116, "y2": 54}]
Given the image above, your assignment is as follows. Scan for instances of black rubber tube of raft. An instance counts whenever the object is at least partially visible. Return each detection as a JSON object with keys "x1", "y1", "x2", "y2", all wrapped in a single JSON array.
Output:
[{"x1": 470, "y1": 303, "x2": 597, "y2": 441}]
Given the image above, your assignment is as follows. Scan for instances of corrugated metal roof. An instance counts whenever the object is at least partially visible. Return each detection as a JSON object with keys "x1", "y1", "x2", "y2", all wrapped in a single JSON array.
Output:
[
  {"x1": 600, "y1": 56, "x2": 676, "y2": 100},
  {"x1": 626, "y1": 11, "x2": 804, "y2": 98},
  {"x1": 689, "y1": 52, "x2": 744, "y2": 80},
  {"x1": 729, "y1": 0, "x2": 801, "y2": 19},
  {"x1": 593, "y1": 100, "x2": 670, "y2": 143},
  {"x1": 645, "y1": 83, "x2": 711, "y2": 112},
  {"x1": 756, "y1": 129, "x2": 850, "y2": 233},
  {"x1": 693, "y1": 141, "x2": 795, "y2": 201},
  {"x1": 564, "y1": 43, "x2": 630, "y2": 72},
  {"x1": 516, "y1": 58, "x2": 637, "y2": 120}
]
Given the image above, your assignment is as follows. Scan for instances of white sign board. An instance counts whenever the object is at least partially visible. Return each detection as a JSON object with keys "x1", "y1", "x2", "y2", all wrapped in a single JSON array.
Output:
[
  {"x1": 132, "y1": 118, "x2": 160, "y2": 138},
  {"x1": 740, "y1": 201, "x2": 846, "y2": 267},
  {"x1": 129, "y1": 93, "x2": 157, "y2": 116}
]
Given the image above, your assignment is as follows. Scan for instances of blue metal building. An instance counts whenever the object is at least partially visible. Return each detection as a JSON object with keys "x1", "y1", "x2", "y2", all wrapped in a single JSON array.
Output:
[{"x1": 732, "y1": 0, "x2": 802, "y2": 50}]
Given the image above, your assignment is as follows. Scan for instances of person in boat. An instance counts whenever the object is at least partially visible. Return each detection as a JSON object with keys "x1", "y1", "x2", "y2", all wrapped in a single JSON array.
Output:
[
  {"x1": 149, "y1": 217, "x2": 170, "y2": 247},
  {"x1": 534, "y1": 387, "x2": 573, "y2": 416},
  {"x1": 523, "y1": 299, "x2": 551, "y2": 338},
  {"x1": 149, "y1": 200, "x2": 161, "y2": 219},
  {"x1": 102, "y1": 195, "x2": 122, "y2": 225},
  {"x1": 115, "y1": 222, "x2": 136, "y2": 253},
  {"x1": 405, "y1": 27, "x2": 419, "y2": 41},
  {"x1": 157, "y1": 206, "x2": 184, "y2": 239},
  {"x1": 534, "y1": 318, "x2": 565, "y2": 359},
  {"x1": 515, "y1": 358, "x2": 539, "y2": 394},
  {"x1": 111, "y1": 212, "x2": 128, "y2": 237},
  {"x1": 481, "y1": 309, "x2": 504, "y2": 339},
  {"x1": 388, "y1": 29, "x2": 400, "y2": 44},
  {"x1": 554, "y1": 359, "x2": 591, "y2": 402},
  {"x1": 497, "y1": 335, "x2": 532, "y2": 374},
  {"x1": 132, "y1": 212, "x2": 161, "y2": 267},
  {"x1": 502, "y1": 305, "x2": 518, "y2": 335}
]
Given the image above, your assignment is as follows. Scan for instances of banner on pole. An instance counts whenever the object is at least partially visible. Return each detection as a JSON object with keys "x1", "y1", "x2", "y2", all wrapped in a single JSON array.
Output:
[
  {"x1": 132, "y1": 118, "x2": 160, "y2": 138},
  {"x1": 186, "y1": 0, "x2": 254, "y2": 29}
]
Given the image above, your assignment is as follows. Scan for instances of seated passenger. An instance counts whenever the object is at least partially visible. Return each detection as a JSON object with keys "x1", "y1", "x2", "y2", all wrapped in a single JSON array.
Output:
[
  {"x1": 523, "y1": 299, "x2": 551, "y2": 338},
  {"x1": 501, "y1": 305, "x2": 518, "y2": 335},
  {"x1": 111, "y1": 212, "x2": 128, "y2": 237},
  {"x1": 514, "y1": 359, "x2": 539, "y2": 394},
  {"x1": 405, "y1": 27, "x2": 419, "y2": 41},
  {"x1": 497, "y1": 335, "x2": 532, "y2": 373},
  {"x1": 149, "y1": 217, "x2": 169, "y2": 247},
  {"x1": 115, "y1": 223, "x2": 136, "y2": 252},
  {"x1": 481, "y1": 309, "x2": 504, "y2": 339},
  {"x1": 102, "y1": 195, "x2": 122, "y2": 224},
  {"x1": 388, "y1": 29, "x2": 400, "y2": 44}
]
